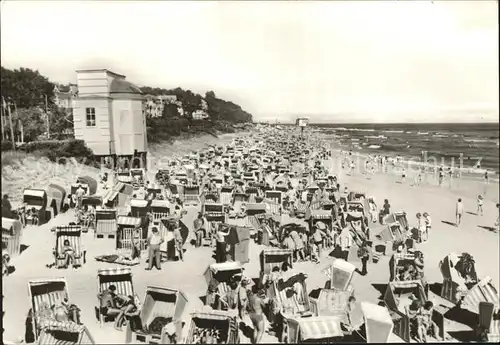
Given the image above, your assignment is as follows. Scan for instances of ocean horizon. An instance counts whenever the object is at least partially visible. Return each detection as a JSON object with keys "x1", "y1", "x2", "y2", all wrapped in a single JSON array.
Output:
[{"x1": 258, "y1": 122, "x2": 499, "y2": 173}]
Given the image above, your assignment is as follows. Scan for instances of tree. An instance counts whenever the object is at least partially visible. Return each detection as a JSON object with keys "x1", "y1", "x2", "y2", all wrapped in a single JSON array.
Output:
[
  {"x1": 1, "y1": 66, "x2": 55, "y2": 109},
  {"x1": 205, "y1": 91, "x2": 216, "y2": 99}
]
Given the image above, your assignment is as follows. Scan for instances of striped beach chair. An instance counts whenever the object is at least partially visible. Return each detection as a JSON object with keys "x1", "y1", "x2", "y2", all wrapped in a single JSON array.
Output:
[
  {"x1": 183, "y1": 184, "x2": 201, "y2": 206},
  {"x1": 27, "y1": 278, "x2": 69, "y2": 342},
  {"x1": 185, "y1": 310, "x2": 239, "y2": 344},
  {"x1": 125, "y1": 286, "x2": 188, "y2": 344},
  {"x1": 53, "y1": 226, "x2": 85, "y2": 269},
  {"x1": 95, "y1": 268, "x2": 137, "y2": 326},
  {"x1": 95, "y1": 209, "x2": 117, "y2": 239},
  {"x1": 274, "y1": 274, "x2": 310, "y2": 315},
  {"x1": 37, "y1": 320, "x2": 95, "y2": 345},
  {"x1": 265, "y1": 191, "x2": 283, "y2": 215}
]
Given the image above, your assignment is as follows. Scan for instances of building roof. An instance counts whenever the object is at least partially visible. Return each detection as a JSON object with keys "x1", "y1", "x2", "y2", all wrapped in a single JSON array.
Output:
[
  {"x1": 109, "y1": 78, "x2": 142, "y2": 94},
  {"x1": 76, "y1": 68, "x2": 126, "y2": 79}
]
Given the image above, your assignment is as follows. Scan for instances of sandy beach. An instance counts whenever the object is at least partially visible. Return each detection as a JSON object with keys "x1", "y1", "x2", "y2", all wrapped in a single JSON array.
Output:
[{"x1": 2, "y1": 132, "x2": 499, "y2": 344}]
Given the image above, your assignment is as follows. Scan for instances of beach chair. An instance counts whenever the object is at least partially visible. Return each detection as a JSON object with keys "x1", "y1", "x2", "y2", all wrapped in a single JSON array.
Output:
[
  {"x1": 323, "y1": 258, "x2": 356, "y2": 291},
  {"x1": 95, "y1": 209, "x2": 117, "y2": 239},
  {"x1": 116, "y1": 216, "x2": 145, "y2": 253},
  {"x1": 203, "y1": 262, "x2": 244, "y2": 309},
  {"x1": 184, "y1": 184, "x2": 201, "y2": 206},
  {"x1": 476, "y1": 301, "x2": 500, "y2": 342},
  {"x1": 265, "y1": 191, "x2": 283, "y2": 215},
  {"x1": 26, "y1": 277, "x2": 69, "y2": 342},
  {"x1": 203, "y1": 204, "x2": 226, "y2": 247},
  {"x1": 150, "y1": 199, "x2": 170, "y2": 220},
  {"x1": 245, "y1": 203, "x2": 267, "y2": 225},
  {"x1": 356, "y1": 302, "x2": 394, "y2": 343},
  {"x1": 36, "y1": 320, "x2": 95, "y2": 345},
  {"x1": 184, "y1": 310, "x2": 239, "y2": 344},
  {"x1": 383, "y1": 280, "x2": 428, "y2": 342},
  {"x1": 53, "y1": 225, "x2": 85, "y2": 269},
  {"x1": 283, "y1": 315, "x2": 344, "y2": 343},
  {"x1": 309, "y1": 288, "x2": 352, "y2": 321},
  {"x1": 220, "y1": 186, "x2": 234, "y2": 206},
  {"x1": 125, "y1": 286, "x2": 188, "y2": 344},
  {"x1": 95, "y1": 268, "x2": 137, "y2": 326},
  {"x1": 2, "y1": 217, "x2": 23, "y2": 257},
  {"x1": 130, "y1": 199, "x2": 150, "y2": 218},
  {"x1": 309, "y1": 210, "x2": 334, "y2": 249},
  {"x1": 273, "y1": 273, "x2": 311, "y2": 317}
]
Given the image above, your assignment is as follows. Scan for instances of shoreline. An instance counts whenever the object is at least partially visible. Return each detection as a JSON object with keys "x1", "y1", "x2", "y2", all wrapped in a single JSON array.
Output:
[{"x1": 323, "y1": 135, "x2": 500, "y2": 183}]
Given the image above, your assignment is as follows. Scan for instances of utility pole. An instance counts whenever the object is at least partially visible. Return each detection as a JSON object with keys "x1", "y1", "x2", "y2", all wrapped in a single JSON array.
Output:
[
  {"x1": 45, "y1": 94, "x2": 50, "y2": 139},
  {"x1": 7, "y1": 99, "x2": 15, "y2": 151}
]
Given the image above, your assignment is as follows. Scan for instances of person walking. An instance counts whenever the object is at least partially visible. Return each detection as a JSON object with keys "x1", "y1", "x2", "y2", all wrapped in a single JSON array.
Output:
[
  {"x1": 456, "y1": 198, "x2": 464, "y2": 227},
  {"x1": 146, "y1": 227, "x2": 163, "y2": 270}
]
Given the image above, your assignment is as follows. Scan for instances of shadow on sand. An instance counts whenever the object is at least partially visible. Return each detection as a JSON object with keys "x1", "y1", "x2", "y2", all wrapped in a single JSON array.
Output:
[
  {"x1": 20, "y1": 244, "x2": 29, "y2": 254},
  {"x1": 371, "y1": 283, "x2": 388, "y2": 300},
  {"x1": 441, "y1": 220, "x2": 456, "y2": 227},
  {"x1": 478, "y1": 225, "x2": 496, "y2": 232}
]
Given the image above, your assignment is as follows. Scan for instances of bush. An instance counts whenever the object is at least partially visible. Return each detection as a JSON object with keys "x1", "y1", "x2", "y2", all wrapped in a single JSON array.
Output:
[
  {"x1": 13, "y1": 139, "x2": 96, "y2": 165},
  {"x1": 1, "y1": 141, "x2": 14, "y2": 151}
]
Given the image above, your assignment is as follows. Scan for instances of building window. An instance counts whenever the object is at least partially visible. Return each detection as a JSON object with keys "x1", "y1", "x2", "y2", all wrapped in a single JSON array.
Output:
[{"x1": 86, "y1": 107, "x2": 96, "y2": 126}]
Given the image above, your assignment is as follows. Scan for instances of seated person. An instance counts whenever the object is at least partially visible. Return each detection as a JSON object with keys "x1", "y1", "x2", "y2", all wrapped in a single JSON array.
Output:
[
  {"x1": 114, "y1": 295, "x2": 140, "y2": 331},
  {"x1": 61, "y1": 239, "x2": 76, "y2": 268},
  {"x1": 30, "y1": 207, "x2": 39, "y2": 225},
  {"x1": 418, "y1": 301, "x2": 440, "y2": 342},
  {"x1": 407, "y1": 299, "x2": 423, "y2": 340},
  {"x1": 98, "y1": 285, "x2": 128, "y2": 319},
  {"x1": 398, "y1": 264, "x2": 415, "y2": 281},
  {"x1": 61, "y1": 297, "x2": 81, "y2": 324},
  {"x1": 221, "y1": 279, "x2": 239, "y2": 311}
]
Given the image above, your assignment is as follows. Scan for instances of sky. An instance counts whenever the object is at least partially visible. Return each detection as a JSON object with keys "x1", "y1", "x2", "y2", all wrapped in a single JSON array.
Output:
[{"x1": 1, "y1": 0, "x2": 498, "y2": 123}]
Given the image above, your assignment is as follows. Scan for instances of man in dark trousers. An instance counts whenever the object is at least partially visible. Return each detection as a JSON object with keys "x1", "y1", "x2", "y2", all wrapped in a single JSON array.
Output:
[
  {"x1": 146, "y1": 227, "x2": 163, "y2": 270},
  {"x1": 215, "y1": 224, "x2": 230, "y2": 263}
]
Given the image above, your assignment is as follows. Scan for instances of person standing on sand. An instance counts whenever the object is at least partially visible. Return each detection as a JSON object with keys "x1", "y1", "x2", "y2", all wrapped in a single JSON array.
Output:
[
  {"x1": 145, "y1": 227, "x2": 163, "y2": 270},
  {"x1": 423, "y1": 212, "x2": 431, "y2": 242},
  {"x1": 456, "y1": 198, "x2": 464, "y2": 227},
  {"x1": 173, "y1": 221, "x2": 184, "y2": 261},
  {"x1": 438, "y1": 167, "x2": 444, "y2": 187},
  {"x1": 477, "y1": 195, "x2": 484, "y2": 216}
]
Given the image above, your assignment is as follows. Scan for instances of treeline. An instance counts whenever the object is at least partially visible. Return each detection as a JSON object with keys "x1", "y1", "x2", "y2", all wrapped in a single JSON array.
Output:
[
  {"x1": 1, "y1": 66, "x2": 73, "y2": 142},
  {"x1": 140, "y1": 86, "x2": 253, "y2": 143}
]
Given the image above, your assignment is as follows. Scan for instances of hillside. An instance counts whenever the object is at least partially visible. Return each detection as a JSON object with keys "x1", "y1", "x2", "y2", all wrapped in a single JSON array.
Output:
[{"x1": 140, "y1": 86, "x2": 253, "y2": 143}]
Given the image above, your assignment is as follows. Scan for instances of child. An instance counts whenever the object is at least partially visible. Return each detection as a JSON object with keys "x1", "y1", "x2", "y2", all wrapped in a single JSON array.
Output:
[
  {"x1": 30, "y1": 207, "x2": 39, "y2": 225},
  {"x1": 309, "y1": 238, "x2": 319, "y2": 264},
  {"x1": 423, "y1": 212, "x2": 431, "y2": 242},
  {"x1": 477, "y1": 195, "x2": 484, "y2": 216}
]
